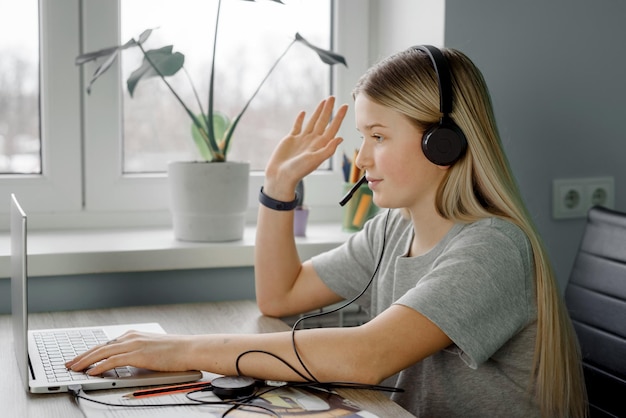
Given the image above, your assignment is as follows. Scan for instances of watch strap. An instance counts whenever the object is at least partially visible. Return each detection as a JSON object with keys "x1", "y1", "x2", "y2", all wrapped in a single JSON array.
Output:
[{"x1": 259, "y1": 187, "x2": 299, "y2": 211}]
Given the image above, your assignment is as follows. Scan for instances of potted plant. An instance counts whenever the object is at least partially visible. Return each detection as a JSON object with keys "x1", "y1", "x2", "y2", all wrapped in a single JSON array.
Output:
[{"x1": 75, "y1": 0, "x2": 347, "y2": 242}]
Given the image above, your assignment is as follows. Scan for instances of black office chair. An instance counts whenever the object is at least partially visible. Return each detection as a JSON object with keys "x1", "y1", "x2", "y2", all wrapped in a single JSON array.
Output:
[{"x1": 565, "y1": 206, "x2": 626, "y2": 418}]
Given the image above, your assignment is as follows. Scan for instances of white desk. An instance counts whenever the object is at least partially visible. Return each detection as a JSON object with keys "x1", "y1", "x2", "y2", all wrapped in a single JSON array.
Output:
[{"x1": 0, "y1": 300, "x2": 415, "y2": 417}]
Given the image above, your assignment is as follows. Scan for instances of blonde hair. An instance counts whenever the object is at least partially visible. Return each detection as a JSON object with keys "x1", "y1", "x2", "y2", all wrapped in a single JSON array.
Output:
[{"x1": 353, "y1": 47, "x2": 587, "y2": 418}]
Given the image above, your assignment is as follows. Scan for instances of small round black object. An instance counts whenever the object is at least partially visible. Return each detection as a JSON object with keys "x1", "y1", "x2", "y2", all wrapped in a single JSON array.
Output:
[{"x1": 211, "y1": 375, "x2": 256, "y2": 399}]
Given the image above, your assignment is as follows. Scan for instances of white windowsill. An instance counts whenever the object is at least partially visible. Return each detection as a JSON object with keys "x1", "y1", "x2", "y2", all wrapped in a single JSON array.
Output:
[{"x1": 0, "y1": 223, "x2": 351, "y2": 279}]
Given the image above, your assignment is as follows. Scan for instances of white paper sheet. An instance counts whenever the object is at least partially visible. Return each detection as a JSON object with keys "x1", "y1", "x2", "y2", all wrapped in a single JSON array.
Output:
[{"x1": 75, "y1": 386, "x2": 379, "y2": 418}]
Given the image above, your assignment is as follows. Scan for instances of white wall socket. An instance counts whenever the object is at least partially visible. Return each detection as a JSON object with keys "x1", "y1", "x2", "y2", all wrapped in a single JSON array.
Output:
[{"x1": 552, "y1": 176, "x2": 615, "y2": 219}]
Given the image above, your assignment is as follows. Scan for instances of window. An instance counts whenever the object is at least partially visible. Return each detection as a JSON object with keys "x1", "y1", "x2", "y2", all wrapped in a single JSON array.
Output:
[
  {"x1": 0, "y1": 0, "x2": 40, "y2": 175},
  {"x1": 0, "y1": 0, "x2": 369, "y2": 228},
  {"x1": 0, "y1": 0, "x2": 82, "y2": 222},
  {"x1": 119, "y1": 0, "x2": 331, "y2": 173}
]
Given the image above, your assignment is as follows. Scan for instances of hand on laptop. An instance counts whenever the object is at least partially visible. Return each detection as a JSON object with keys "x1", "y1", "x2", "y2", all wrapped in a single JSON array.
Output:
[{"x1": 65, "y1": 331, "x2": 194, "y2": 375}]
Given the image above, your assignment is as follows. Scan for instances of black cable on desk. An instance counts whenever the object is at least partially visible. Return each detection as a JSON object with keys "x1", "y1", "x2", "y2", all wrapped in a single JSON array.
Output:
[{"x1": 68, "y1": 383, "x2": 280, "y2": 417}]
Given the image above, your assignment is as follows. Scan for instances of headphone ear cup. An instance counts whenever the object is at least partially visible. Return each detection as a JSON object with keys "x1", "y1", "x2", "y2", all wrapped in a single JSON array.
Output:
[{"x1": 422, "y1": 120, "x2": 468, "y2": 166}]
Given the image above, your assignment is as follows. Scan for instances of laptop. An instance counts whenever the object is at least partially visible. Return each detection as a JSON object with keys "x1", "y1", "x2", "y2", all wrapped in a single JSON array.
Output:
[{"x1": 10, "y1": 194, "x2": 202, "y2": 393}]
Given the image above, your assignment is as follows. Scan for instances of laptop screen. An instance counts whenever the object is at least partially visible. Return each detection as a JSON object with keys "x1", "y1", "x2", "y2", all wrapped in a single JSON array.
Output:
[{"x1": 10, "y1": 194, "x2": 30, "y2": 392}]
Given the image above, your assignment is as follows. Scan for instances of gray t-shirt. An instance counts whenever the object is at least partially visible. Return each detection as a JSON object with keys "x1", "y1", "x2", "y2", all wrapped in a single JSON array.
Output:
[{"x1": 311, "y1": 209, "x2": 540, "y2": 417}]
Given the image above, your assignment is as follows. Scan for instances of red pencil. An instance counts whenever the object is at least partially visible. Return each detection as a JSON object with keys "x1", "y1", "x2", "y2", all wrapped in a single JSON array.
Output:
[{"x1": 123, "y1": 381, "x2": 212, "y2": 399}]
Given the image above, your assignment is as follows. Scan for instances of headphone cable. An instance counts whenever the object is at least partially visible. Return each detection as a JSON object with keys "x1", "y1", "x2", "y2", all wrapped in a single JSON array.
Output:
[{"x1": 290, "y1": 208, "x2": 392, "y2": 383}]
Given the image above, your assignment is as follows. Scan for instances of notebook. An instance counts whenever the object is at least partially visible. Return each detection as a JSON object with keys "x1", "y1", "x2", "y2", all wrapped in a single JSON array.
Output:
[{"x1": 10, "y1": 194, "x2": 202, "y2": 394}]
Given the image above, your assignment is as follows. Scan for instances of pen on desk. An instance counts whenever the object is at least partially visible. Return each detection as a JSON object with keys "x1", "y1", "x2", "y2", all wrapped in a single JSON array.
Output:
[{"x1": 123, "y1": 381, "x2": 212, "y2": 399}]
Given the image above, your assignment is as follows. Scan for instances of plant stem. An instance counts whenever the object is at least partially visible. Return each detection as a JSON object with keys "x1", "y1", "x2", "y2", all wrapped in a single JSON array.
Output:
[
  {"x1": 184, "y1": 67, "x2": 206, "y2": 120},
  {"x1": 136, "y1": 42, "x2": 220, "y2": 159},
  {"x1": 207, "y1": 0, "x2": 222, "y2": 154},
  {"x1": 223, "y1": 39, "x2": 296, "y2": 152}
]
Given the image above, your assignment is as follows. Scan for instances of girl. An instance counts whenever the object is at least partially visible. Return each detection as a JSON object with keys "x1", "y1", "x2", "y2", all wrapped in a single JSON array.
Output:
[{"x1": 68, "y1": 46, "x2": 586, "y2": 417}]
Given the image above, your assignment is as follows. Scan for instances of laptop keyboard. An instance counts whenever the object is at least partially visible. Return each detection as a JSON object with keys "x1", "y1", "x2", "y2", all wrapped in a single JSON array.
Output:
[{"x1": 33, "y1": 329, "x2": 133, "y2": 382}]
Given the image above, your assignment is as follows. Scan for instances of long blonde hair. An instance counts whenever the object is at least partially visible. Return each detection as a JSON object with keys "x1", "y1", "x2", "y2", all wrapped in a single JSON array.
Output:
[{"x1": 353, "y1": 47, "x2": 586, "y2": 418}]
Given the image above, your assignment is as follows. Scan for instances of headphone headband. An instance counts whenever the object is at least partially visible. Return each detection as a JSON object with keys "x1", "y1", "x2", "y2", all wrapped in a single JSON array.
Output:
[{"x1": 413, "y1": 45, "x2": 453, "y2": 115}]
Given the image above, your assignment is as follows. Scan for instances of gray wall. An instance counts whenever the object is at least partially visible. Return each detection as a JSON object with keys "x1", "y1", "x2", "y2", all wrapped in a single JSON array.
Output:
[
  {"x1": 443, "y1": 0, "x2": 626, "y2": 288},
  {"x1": 369, "y1": 0, "x2": 626, "y2": 288},
  {"x1": 0, "y1": 267, "x2": 256, "y2": 314}
]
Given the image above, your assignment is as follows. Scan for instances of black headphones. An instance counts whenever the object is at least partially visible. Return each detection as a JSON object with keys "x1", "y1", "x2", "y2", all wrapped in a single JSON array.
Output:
[{"x1": 414, "y1": 45, "x2": 467, "y2": 166}]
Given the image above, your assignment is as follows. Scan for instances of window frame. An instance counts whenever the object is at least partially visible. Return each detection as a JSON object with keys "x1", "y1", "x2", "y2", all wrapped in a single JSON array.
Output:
[
  {"x1": 0, "y1": 0, "x2": 370, "y2": 229},
  {"x1": 0, "y1": 0, "x2": 82, "y2": 227}
]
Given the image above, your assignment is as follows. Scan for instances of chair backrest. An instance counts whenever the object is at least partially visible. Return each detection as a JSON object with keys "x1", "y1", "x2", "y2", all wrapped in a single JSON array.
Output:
[{"x1": 565, "y1": 206, "x2": 626, "y2": 417}]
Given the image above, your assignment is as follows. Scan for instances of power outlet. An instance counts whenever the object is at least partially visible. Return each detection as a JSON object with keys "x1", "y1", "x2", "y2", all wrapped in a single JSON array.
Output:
[{"x1": 552, "y1": 177, "x2": 615, "y2": 219}]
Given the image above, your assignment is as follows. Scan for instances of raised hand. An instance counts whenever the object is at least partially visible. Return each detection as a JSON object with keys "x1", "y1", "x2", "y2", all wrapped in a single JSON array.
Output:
[{"x1": 263, "y1": 96, "x2": 348, "y2": 199}]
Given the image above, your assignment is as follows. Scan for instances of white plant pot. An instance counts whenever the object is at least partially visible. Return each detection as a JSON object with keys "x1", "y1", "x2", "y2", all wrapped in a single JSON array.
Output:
[{"x1": 167, "y1": 161, "x2": 250, "y2": 242}]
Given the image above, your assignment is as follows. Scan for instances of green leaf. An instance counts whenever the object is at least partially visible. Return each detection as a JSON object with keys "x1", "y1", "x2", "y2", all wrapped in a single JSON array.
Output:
[
  {"x1": 75, "y1": 37, "x2": 137, "y2": 66},
  {"x1": 137, "y1": 28, "x2": 153, "y2": 44},
  {"x1": 84, "y1": 49, "x2": 122, "y2": 94},
  {"x1": 127, "y1": 46, "x2": 185, "y2": 97},
  {"x1": 212, "y1": 111, "x2": 231, "y2": 146},
  {"x1": 76, "y1": 29, "x2": 155, "y2": 94},
  {"x1": 191, "y1": 111, "x2": 231, "y2": 161},
  {"x1": 295, "y1": 32, "x2": 348, "y2": 67}
]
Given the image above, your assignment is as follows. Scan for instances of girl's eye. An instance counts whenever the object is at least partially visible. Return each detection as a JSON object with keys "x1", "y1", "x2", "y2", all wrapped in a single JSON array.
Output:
[{"x1": 372, "y1": 134, "x2": 384, "y2": 143}]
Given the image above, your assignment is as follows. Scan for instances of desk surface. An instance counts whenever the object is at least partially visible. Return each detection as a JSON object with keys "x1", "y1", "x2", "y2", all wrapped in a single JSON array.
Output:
[{"x1": 0, "y1": 300, "x2": 414, "y2": 417}]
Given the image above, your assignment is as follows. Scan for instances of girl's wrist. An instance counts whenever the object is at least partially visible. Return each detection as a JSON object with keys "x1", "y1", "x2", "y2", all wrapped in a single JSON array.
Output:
[
  {"x1": 261, "y1": 179, "x2": 299, "y2": 203},
  {"x1": 259, "y1": 187, "x2": 299, "y2": 211}
]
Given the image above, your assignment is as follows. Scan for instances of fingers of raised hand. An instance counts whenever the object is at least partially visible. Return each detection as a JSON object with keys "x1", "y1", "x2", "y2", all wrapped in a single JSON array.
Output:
[
  {"x1": 289, "y1": 111, "x2": 307, "y2": 136},
  {"x1": 302, "y1": 98, "x2": 330, "y2": 135},
  {"x1": 267, "y1": 97, "x2": 347, "y2": 181},
  {"x1": 329, "y1": 103, "x2": 349, "y2": 133},
  {"x1": 303, "y1": 97, "x2": 345, "y2": 135}
]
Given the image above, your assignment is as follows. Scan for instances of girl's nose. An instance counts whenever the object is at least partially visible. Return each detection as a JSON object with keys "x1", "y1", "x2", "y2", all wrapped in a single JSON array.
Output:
[{"x1": 354, "y1": 141, "x2": 370, "y2": 171}]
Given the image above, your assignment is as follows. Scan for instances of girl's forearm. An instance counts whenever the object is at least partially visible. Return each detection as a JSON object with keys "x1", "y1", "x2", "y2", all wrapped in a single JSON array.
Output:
[
  {"x1": 254, "y1": 205, "x2": 303, "y2": 316},
  {"x1": 188, "y1": 327, "x2": 378, "y2": 385}
]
